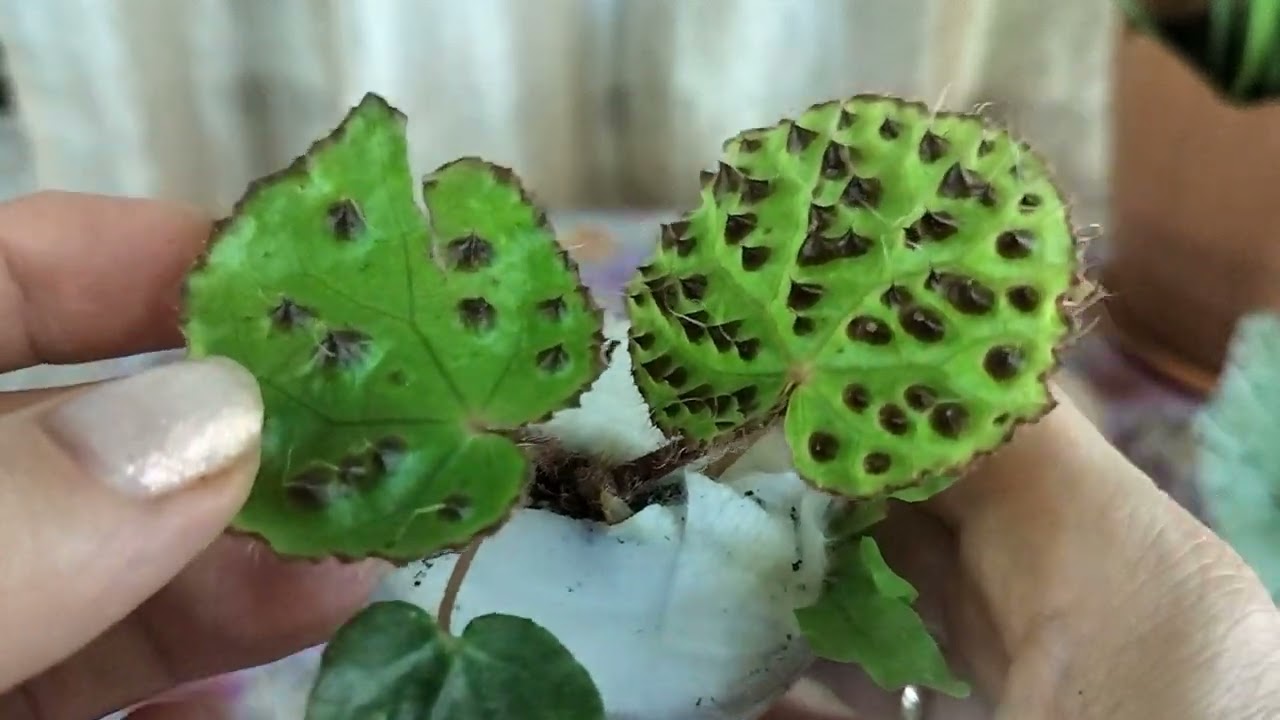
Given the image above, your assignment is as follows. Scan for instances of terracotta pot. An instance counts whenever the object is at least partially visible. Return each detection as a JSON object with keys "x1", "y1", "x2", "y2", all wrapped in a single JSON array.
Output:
[{"x1": 1104, "y1": 24, "x2": 1280, "y2": 393}]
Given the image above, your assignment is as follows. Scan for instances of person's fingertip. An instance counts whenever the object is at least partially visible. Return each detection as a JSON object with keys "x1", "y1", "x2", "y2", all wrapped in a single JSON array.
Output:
[{"x1": 38, "y1": 357, "x2": 263, "y2": 498}]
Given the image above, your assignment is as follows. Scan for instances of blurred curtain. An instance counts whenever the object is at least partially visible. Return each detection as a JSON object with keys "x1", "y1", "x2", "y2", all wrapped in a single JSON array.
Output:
[{"x1": 0, "y1": 0, "x2": 1115, "y2": 219}]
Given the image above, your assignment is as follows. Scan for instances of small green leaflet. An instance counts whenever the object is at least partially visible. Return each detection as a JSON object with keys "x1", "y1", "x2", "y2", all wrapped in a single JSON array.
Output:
[
  {"x1": 1196, "y1": 311, "x2": 1280, "y2": 601},
  {"x1": 305, "y1": 602, "x2": 605, "y2": 720},
  {"x1": 795, "y1": 536, "x2": 970, "y2": 697},
  {"x1": 181, "y1": 93, "x2": 604, "y2": 560}
]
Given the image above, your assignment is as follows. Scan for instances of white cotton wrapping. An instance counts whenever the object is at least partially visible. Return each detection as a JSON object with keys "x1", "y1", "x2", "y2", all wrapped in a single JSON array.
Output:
[{"x1": 377, "y1": 317, "x2": 837, "y2": 719}]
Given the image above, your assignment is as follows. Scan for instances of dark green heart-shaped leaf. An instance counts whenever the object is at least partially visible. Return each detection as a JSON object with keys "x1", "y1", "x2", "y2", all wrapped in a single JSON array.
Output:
[
  {"x1": 305, "y1": 601, "x2": 605, "y2": 720},
  {"x1": 795, "y1": 536, "x2": 969, "y2": 697},
  {"x1": 626, "y1": 95, "x2": 1081, "y2": 499},
  {"x1": 182, "y1": 94, "x2": 605, "y2": 560}
]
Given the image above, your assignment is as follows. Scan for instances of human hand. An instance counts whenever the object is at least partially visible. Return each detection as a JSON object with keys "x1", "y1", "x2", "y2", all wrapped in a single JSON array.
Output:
[
  {"x1": 0, "y1": 192, "x2": 386, "y2": 720},
  {"x1": 766, "y1": 391, "x2": 1280, "y2": 719}
]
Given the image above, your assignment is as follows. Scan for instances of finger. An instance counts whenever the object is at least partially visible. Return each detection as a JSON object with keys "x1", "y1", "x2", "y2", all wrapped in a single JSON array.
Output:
[
  {"x1": 0, "y1": 357, "x2": 262, "y2": 692},
  {"x1": 924, "y1": 391, "x2": 1280, "y2": 715},
  {"x1": 0, "y1": 386, "x2": 86, "y2": 414},
  {"x1": 28, "y1": 537, "x2": 384, "y2": 720},
  {"x1": 0, "y1": 191, "x2": 210, "y2": 372},
  {"x1": 761, "y1": 678, "x2": 862, "y2": 719}
]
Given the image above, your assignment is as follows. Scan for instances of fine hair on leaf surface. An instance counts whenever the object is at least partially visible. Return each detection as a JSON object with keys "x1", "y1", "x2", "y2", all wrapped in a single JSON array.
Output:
[
  {"x1": 181, "y1": 93, "x2": 606, "y2": 562},
  {"x1": 625, "y1": 94, "x2": 1088, "y2": 502}
]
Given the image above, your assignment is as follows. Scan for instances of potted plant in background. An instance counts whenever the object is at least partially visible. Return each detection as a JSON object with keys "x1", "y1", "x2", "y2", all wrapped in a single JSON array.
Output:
[
  {"x1": 175, "y1": 91, "x2": 1091, "y2": 718},
  {"x1": 1105, "y1": 0, "x2": 1280, "y2": 393}
]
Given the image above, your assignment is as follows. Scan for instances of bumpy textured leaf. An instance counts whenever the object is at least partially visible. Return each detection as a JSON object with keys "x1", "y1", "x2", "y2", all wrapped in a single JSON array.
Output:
[
  {"x1": 795, "y1": 536, "x2": 969, "y2": 697},
  {"x1": 626, "y1": 95, "x2": 1080, "y2": 497},
  {"x1": 1196, "y1": 311, "x2": 1280, "y2": 601},
  {"x1": 305, "y1": 601, "x2": 605, "y2": 720},
  {"x1": 182, "y1": 94, "x2": 605, "y2": 560}
]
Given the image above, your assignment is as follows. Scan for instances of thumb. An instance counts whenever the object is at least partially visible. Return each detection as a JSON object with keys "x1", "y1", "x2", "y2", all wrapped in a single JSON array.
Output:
[{"x1": 0, "y1": 357, "x2": 263, "y2": 690}]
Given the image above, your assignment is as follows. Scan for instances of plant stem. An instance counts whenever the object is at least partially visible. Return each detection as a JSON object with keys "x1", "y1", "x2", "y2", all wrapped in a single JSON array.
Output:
[{"x1": 438, "y1": 536, "x2": 484, "y2": 635}]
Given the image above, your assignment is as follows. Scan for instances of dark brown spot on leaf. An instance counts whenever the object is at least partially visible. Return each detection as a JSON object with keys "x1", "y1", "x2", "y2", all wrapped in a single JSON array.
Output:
[
  {"x1": 792, "y1": 316, "x2": 816, "y2": 335},
  {"x1": 649, "y1": 282, "x2": 678, "y2": 315},
  {"x1": 984, "y1": 345, "x2": 1024, "y2": 380},
  {"x1": 916, "y1": 210, "x2": 959, "y2": 240},
  {"x1": 679, "y1": 317, "x2": 706, "y2": 342},
  {"x1": 458, "y1": 297, "x2": 496, "y2": 332},
  {"x1": 642, "y1": 355, "x2": 673, "y2": 378},
  {"x1": 634, "y1": 332, "x2": 656, "y2": 350},
  {"x1": 842, "y1": 175, "x2": 883, "y2": 208},
  {"x1": 741, "y1": 245, "x2": 772, "y2": 271},
  {"x1": 714, "y1": 162, "x2": 744, "y2": 197},
  {"x1": 900, "y1": 306, "x2": 945, "y2": 343},
  {"x1": 879, "y1": 118, "x2": 902, "y2": 140},
  {"x1": 536, "y1": 345, "x2": 570, "y2": 373},
  {"x1": 269, "y1": 297, "x2": 314, "y2": 329},
  {"x1": 742, "y1": 177, "x2": 772, "y2": 204},
  {"x1": 285, "y1": 466, "x2": 338, "y2": 509},
  {"x1": 997, "y1": 229, "x2": 1035, "y2": 258},
  {"x1": 317, "y1": 329, "x2": 372, "y2": 368},
  {"x1": 1007, "y1": 285, "x2": 1042, "y2": 312},
  {"x1": 919, "y1": 131, "x2": 949, "y2": 162},
  {"x1": 787, "y1": 281, "x2": 824, "y2": 310},
  {"x1": 681, "y1": 383, "x2": 715, "y2": 401},
  {"x1": 437, "y1": 493, "x2": 472, "y2": 523},
  {"x1": 1019, "y1": 193, "x2": 1042, "y2": 213},
  {"x1": 881, "y1": 285, "x2": 912, "y2": 308},
  {"x1": 327, "y1": 199, "x2": 364, "y2": 239},
  {"x1": 537, "y1": 296, "x2": 566, "y2": 321},
  {"x1": 664, "y1": 366, "x2": 689, "y2": 388},
  {"x1": 943, "y1": 276, "x2": 996, "y2": 315},
  {"x1": 863, "y1": 452, "x2": 892, "y2": 474},
  {"x1": 937, "y1": 163, "x2": 988, "y2": 200},
  {"x1": 732, "y1": 385, "x2": 759, "y2": 412},
  {"x1": 724, "y1": 213, "x2": 757, "y2": 245},
  {"x1": 821, "y1": 142, "x2": 854, "y2": 179},
  {"x1": 904, "y1": 384, "x2": 937, "y2": 410},
  {"x1": 879, "y1": 404, "x2": 911, "y2": 435},
  {"x1": 904, "y1": 225, "x2": 922, "y2": 249},
  {"x1": 680, "y1": 274, "x2": 708, "y2": 301},
  {"x1": 739, "y1": 136, "x2": 763, "y2": 152},
  {"x1": 736, "y1": 339, "x2": 761, "y2": 361},
  {"x1": 787, "y1": 123, "x2": 819, "y2": 153},
  {"x1": 807, "y1": 203, "x2": 839, "y2": 234},
  {"x1": 930, "y1": 402, "x2": 970, "y2": 438},
  {"x1": 837, "y1": 108, "x2": 857, "y2": 129},
  {"x1": 798, "y1": 229, "x2": 872, "y2": 266},
  {"x1": 682, "y1": 398, "x2": 707, "y2": 415},
  {"x1": 848, "y1": 316, "x2": 893, "y2": 345},
  {"x1": 446, "y1": 234, "x2": 494, "y2": 271},
  {"x1": 660, "y1": 222, "x2": 696, "y2": 257},
  {"x1": 978, "y1": 138, "x2": 995, "y2": 155},
  {"x1": 373, "y1": 435, "x2": 408, "y2": 472},
  {"x1": 808, "y1": 432, "x2": 840, "y2": 462},
  {"x1": 843, "y1": 384, "x2": 871, "y2": 412},
  {"x1": 994, "y1": 413, "x2": 1011, "y2": 425},
  {"x1": 708, "y1": 323, "x2": 737, "y2": 352}
]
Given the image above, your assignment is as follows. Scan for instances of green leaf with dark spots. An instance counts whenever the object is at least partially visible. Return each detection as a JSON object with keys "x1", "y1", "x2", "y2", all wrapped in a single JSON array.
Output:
[
  {"x1": 627, "y1": 94, "x2": 1082, "y2": 499},
  {"x1": 181, "y1": 93, "x2": 605, "y2": 560},
  {"x1": 795, "y1": 536, "x2": 969, "y2": 697},
  {"x1": 305, "y1": 601, "x2": 605, "y2": 720}
]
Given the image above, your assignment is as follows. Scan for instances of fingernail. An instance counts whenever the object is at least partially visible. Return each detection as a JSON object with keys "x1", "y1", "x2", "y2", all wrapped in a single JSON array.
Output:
[{"x1": 42, "y1": 357, "x2": 263, "y2": 497}]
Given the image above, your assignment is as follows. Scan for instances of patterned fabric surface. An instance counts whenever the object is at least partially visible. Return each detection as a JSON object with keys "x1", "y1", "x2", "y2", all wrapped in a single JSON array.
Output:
[{"x1": 0, "y1": 210, "x2": 1197, "y2": 719}]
